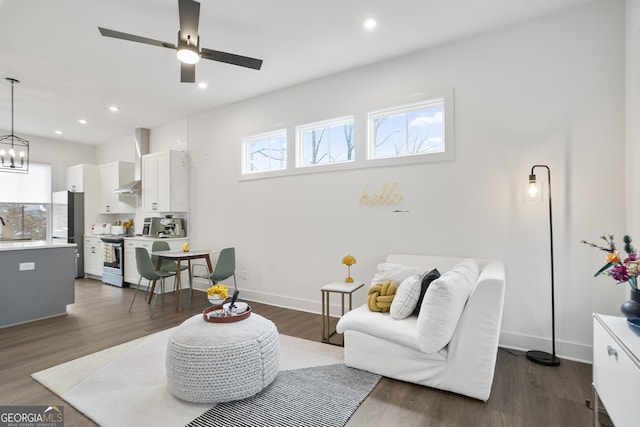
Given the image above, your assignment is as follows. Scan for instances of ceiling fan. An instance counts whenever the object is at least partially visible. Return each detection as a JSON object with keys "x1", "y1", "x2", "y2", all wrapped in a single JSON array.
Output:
[{"x1": 98, "y1": 0, "x2": 263, "y2": 83}]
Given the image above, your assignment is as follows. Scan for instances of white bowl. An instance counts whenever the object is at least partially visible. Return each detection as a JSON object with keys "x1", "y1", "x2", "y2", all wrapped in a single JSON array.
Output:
[{"x1": 207, "y1": 295, "x2": 224, "y2": 306}]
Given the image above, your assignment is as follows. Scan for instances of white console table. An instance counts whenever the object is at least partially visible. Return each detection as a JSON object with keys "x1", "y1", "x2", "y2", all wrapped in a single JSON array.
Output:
[{"x1": 592, "y1": 313, "x2": 640, "y2": 427}]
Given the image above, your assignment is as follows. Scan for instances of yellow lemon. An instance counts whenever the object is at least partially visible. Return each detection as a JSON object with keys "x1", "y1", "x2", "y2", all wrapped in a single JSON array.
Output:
[{"x1": 183, "y1": 243, "x2": 189, "y2": 252}]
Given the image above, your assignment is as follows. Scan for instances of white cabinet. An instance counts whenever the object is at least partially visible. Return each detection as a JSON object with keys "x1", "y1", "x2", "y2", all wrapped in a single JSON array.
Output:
[
  {"x1": 99, "y1": 162, "x2": 136, "y2": 214},
  {"x1": 83, "y1": 236, "x2": 104, "y2": 277},
  {"x1": 66, "y1": 163, "x2": 97, "y2": 193},
  {"x1": 142, "y1": 150, "x2": 188, "y2": 213},
  {"x1": 124, "y1": 237, "x2": 189, "y2": 288},
  {"x1": 592, "y1": 314, "x2": 640, "y2": 427}
]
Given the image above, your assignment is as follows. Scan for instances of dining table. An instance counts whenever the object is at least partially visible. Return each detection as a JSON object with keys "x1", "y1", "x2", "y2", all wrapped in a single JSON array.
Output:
[{"x1": 148, "y1": 249, "x2": 215, "y2": 312}]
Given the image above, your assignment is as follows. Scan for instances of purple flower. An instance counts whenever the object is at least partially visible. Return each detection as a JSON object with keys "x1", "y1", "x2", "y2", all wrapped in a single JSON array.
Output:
[{"x1": 610, "y1": 264, "x2": 629, "y2": 282}]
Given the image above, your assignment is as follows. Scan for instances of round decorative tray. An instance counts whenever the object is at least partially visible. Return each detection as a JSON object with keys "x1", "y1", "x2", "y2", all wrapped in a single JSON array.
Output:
[{"x1": 203, "y1": 305, "x2": 251, "y2": 323}]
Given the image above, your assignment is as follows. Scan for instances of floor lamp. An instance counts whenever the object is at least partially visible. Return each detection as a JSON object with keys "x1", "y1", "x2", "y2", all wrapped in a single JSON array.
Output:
[{"x1": 526, "y1": 165, "x2": 560, "y2": 366}]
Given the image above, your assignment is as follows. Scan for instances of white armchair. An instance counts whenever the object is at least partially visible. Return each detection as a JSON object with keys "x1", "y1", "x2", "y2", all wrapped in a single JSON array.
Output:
[{"x1": 336, "y1": 254, "x2": 505, "y2": 401}]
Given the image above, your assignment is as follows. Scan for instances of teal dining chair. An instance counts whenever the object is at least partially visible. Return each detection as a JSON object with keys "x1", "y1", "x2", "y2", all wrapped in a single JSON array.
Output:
[
  {"x1": 129, "y1": 247, "x2": 174, "y2": 317},
  {"x1": 192, "y1": 247, "x2": 237, "y2": 292}
]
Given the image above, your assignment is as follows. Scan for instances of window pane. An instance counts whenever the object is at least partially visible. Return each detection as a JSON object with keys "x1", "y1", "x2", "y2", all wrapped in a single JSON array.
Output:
[
  {"x1": 374, "y1": 113, "x2": 407, "y2": 158},
  {"x1": 370, "y1": 99, "x2": 445, "y2": 160},
  {"x1": 244, "y1": 130, "x2": 287, "y2": 174},
  {"x1": 297, "y1": 117, "x2": 355, "y2": 167},
  {"x1": 250, "y1": 139, "x2": 270, "y2": 172},
  {"x1": 407, "y1": 105, "x2": 444, "y2": 154},
  {"x1": 0, "y1": 204, "x2": 47, "y2": 240},
  {"x1": 303, "y1": 129, "x2": 329, "y2": 165}
]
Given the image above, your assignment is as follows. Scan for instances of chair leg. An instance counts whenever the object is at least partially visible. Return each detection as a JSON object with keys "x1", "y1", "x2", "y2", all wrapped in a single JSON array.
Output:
[
  {"x1": 188, "y1": 267, "x2": 193, "y2": 305},
  {"x1": 232, "y1": 273, "x2": 238, "y2": 292},
  {"x1": 150, "y1": 277, "x2": 164, "y2": 318},
  {"x1": 160, "y1": 276, "x2": 169, "y2": 304},
  {"x1": 128, "y1": 276, "x2": 144, "y2": 313}
]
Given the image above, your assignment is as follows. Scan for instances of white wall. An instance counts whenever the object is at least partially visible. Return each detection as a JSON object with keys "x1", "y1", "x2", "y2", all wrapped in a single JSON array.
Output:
[
  {"x1": 152, "y1": 0, "x2": 622, "y2": 362},
  {"x1": 627, "y1": 1, "x2": 640, "y2": 238}
]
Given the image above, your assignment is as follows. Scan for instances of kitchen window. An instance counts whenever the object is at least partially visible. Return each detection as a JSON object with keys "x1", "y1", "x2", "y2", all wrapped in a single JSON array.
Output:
[
  {"x1": 241, "y1": 129, "x2": 287, "y2": 175},
  {"x1": 0, "y1": 162, "x2": 51, "y2": 240}
]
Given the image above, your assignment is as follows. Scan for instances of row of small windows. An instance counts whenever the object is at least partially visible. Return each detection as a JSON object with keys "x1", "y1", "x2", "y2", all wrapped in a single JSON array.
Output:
[{"x1": 242, "y1": 97, "x2": 446, "y2": 175}]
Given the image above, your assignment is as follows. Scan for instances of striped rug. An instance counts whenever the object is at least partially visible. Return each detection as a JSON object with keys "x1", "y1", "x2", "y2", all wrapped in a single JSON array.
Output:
[{"x1": 187, "y1": 364, "x2": 380, "y2": 427}]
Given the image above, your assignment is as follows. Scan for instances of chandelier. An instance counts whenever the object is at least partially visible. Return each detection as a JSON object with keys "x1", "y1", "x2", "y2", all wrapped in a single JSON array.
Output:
[{"x1": 0, "y1": 78, "x2": 29, "y2": 173}]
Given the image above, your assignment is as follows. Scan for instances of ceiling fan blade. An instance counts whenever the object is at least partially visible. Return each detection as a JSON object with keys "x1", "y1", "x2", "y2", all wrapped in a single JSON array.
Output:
[
  {"x1": 178, "y1": 0, "x2": 200, "y2": 40},
  {"x1": 98, "y1": 27, "x2": 175, "y2": 49},
  {"x1": 201, "y1": 48, "x2": 263, "y2": 70},
  {"x1": 181, "y1": 62, "x2": 196, "y2": 83}
]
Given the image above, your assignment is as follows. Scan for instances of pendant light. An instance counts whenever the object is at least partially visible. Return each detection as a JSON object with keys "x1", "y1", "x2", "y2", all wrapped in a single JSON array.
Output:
[{"x1": 0, "y1": 78, "x2": 29, "y2": 173}]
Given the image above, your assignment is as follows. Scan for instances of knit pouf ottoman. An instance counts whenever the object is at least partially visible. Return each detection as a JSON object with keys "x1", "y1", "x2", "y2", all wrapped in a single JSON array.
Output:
[{"x1": 166, "y1": 312, "x2": 279, "y2": 403}]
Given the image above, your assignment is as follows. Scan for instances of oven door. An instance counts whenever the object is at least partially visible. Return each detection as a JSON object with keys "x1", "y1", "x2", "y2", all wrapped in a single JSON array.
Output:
[
  {"x1": 103, "y1": 242, "x2": 122, "y2": 269},
  {"x1": 101, "y1": 238, "x2": 125, "y2": 287}
]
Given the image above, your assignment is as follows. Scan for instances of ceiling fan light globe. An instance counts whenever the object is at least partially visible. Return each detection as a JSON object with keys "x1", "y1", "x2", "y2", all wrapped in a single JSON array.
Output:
[{"x1": 177, "y1": 48, "x2": 200, "y2": 64}]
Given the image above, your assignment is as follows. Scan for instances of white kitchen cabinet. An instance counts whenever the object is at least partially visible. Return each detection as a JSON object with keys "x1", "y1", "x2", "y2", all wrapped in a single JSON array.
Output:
[
  {"x1": 66, "y1": 163, "x2": 97, "y2": 193},
  {"x1": 592, "y1": 314, "x2": 640, "y2": 427},
  {"x1": 141, "y1": 150, "x2": 188, "y2": 213},
  {"x1": 83, "y1": 236, "x2": 104, "y2": 277},
  {"x1": 99, "y1": 161, "x2": 136, "y2": 214},
  {"x1": 124, "y1": 237, "x2": 189, "y2": 289}
]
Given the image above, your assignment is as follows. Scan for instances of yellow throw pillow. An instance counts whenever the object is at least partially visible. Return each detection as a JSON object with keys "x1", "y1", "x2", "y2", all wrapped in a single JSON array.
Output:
[{"x1": 368, "y1": 280, "x2": 398, "y2": 312}]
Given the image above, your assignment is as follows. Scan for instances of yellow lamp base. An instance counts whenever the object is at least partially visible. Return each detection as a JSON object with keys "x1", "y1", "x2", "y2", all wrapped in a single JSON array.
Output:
[{"x1": 345, "y1": 277, "x2": 354, "y2": 283}]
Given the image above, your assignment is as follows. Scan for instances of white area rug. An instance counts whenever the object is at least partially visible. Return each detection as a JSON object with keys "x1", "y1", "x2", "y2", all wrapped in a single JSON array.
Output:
[{"x1": 32, "y1": 327, "x2": 344, "y2": 427}]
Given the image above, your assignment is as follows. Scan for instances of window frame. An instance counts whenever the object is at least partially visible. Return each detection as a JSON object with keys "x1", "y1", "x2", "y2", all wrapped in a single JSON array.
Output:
[
  {"x1": 366, "y1": 96, "x2": 452, "y2": 165},
  {"x1": 241, "y1": 129, "x2": 288, "y2": 176},
  {"x1": 295, "y1": 115, "x2": 356, "y2": 169},
  {"x1": 238, "y1": 88, "x2": 454, "y2": 181}
]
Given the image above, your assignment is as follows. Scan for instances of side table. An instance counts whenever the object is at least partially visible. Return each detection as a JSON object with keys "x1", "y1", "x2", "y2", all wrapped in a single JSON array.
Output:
[{"x1": 321, "y1": 280, "x2": 364, "y2": 345}]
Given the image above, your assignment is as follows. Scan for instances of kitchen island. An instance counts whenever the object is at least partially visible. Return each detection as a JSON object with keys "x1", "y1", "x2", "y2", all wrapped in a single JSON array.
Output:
[{"x1": 0, "y1": 240, "x2": 76, "y2": 328}]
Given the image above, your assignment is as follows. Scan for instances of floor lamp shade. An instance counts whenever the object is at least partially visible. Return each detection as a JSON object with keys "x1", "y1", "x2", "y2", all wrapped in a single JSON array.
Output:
[{"x1": 526, "y1": 165, "x2": 560, "y2": 366}]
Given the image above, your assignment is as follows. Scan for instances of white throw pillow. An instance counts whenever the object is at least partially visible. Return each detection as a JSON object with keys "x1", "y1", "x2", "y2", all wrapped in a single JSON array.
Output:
[
  {"x1": 370, "y1": 263, "x2": 418, "y2": 288},
  {"x1": 390, "y1": 274, "x2": 421, "y2": 320},
  {"x1": 416, "y1": 259, "x2": 479, "y2": 353}
]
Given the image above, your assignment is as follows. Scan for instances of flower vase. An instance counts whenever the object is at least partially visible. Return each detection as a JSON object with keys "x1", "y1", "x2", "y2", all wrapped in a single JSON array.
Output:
[{"x1": 620, "y1": 289, "x2": 640, "y2": 318}]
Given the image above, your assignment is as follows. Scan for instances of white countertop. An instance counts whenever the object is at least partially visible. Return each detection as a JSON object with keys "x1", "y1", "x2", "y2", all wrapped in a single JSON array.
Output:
[
  {"x1": 0, "y1": 240, "x2": 77, "y2": 251},
  {"x1": 84, "y1": 235, "x2": 187, "y2": 240}
]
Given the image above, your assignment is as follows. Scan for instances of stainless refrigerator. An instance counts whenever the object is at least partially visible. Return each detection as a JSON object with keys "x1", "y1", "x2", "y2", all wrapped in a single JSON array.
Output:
[{"x1": 52, "y1": 191, "x2": 84, "y2": 278}]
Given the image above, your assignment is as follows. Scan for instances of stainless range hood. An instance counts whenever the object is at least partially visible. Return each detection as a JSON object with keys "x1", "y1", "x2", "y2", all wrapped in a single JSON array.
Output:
[{"x1": 113, "y1": 128, "x2": 149, "y2": 194}]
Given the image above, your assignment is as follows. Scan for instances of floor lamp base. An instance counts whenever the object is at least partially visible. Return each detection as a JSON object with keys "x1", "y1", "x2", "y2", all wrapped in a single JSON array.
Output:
[{"x1": 526, "y1": 350, "x2": 560, "y2": 366}]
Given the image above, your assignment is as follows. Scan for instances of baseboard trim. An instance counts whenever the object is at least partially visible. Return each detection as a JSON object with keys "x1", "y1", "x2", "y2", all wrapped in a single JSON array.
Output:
[
  {"x1": 499, "y1": 331, "x2": 592, "y2": 364},
  {"x1": 194, "y1": 279, "x2": 595, "y2": 363}
]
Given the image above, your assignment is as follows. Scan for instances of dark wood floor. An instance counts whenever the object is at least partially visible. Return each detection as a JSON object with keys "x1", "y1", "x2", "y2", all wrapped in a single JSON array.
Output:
[{"x1": 0, "y1": 278, "x2": 599, "y2": 426}]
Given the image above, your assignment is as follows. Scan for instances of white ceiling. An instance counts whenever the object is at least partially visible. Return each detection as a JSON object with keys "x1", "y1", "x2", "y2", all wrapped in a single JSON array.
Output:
[{"x1": 0, "y1": 0, "x2": 595, "y2": 145}]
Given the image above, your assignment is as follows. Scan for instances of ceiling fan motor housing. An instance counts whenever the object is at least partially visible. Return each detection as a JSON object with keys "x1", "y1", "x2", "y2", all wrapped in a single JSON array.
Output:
[{"x1": 177, "y1": 31, "x2": 200, "y2": 64}]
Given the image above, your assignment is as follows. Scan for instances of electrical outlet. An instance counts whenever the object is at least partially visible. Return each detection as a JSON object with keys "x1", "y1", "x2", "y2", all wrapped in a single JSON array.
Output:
[
  {"x1": 19, "y1": 262, "x2": 35, "y2": 271},
  {"x1": 242, "y1": 270, "x2": 248, "y2": 280}
]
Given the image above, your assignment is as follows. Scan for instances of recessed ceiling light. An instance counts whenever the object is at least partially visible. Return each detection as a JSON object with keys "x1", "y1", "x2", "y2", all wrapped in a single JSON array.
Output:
[
  {"x1": 198, "y1": 82, "x2": 208, "y2": 89},
  {"x1": 363, "y1": 18, "x2": 377, "y2": 30},
  {"x1": 54, "y1": 130, "x2": 63, "y2": 135},
  {"x1": 78, "y1": 119, "x2": 87, "y2": 125},
  {"x1": 109, "y1": 105, "x2": 119, "y2": 112}
]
